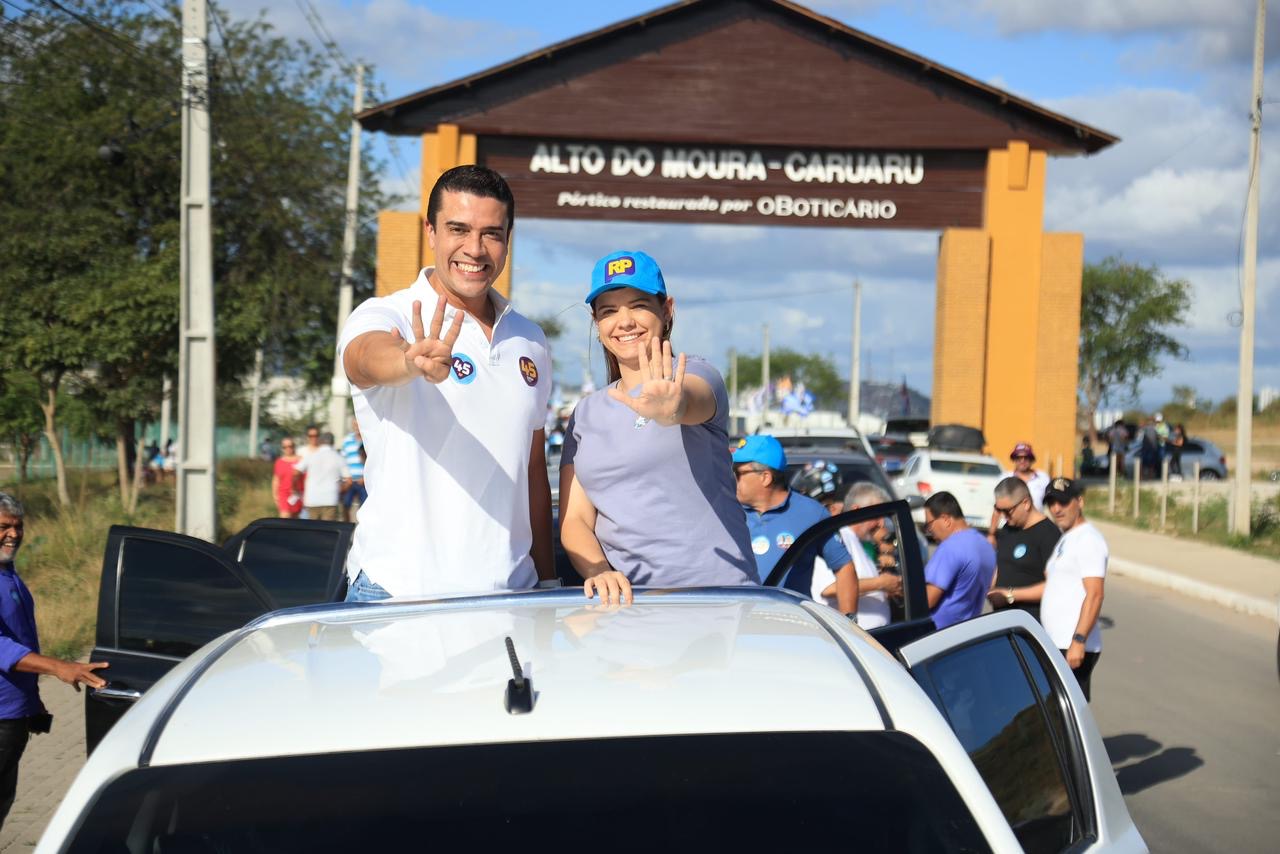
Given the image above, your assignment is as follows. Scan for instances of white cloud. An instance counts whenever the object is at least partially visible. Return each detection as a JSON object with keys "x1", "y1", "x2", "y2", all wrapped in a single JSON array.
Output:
[{"x1": 217, "y1": 0, "x2": 536, "y2": 88}]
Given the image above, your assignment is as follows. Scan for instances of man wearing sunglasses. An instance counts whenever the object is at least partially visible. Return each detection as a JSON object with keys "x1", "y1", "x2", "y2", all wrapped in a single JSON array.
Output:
[
  {"x1": 988, "y1": 442, "x2": 1050, "y2": 544},
  {"x1": 733, "y1": 436, "x2": 858, "y2": 616},
  {"x1": 985, "y1": 477, "x2": 1059, "y2": 621}
]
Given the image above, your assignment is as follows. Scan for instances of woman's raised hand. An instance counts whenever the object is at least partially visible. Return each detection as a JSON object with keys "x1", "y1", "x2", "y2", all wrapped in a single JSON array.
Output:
[{"x1": 607, "y1": 337, "x2": 688, "y2": 426}]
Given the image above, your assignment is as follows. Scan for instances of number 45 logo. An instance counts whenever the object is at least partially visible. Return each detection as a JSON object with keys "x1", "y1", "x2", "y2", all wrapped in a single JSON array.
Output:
[{"x1": 451, "y1": 354, "x2": 477, "y2": 385}]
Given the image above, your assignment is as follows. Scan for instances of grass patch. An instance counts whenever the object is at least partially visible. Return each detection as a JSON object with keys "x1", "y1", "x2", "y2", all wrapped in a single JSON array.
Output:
[
  {"x1": 1091, "y1": 483, "x2": 1280, "y2": 561},
  {"x1": 3, "y1": 460, "x2": 278, "y2": 659}
]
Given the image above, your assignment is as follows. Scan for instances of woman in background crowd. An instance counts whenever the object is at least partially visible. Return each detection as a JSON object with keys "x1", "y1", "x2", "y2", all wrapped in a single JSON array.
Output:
[{"x1": 271, "y1": 438, "x2": 303, "y2": 518}]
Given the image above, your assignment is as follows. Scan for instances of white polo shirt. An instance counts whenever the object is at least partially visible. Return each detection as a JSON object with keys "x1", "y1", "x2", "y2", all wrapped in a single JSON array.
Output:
[
  {"x1": 337, "y1": 269, "x2": 552, "y2": 596},
  {"x1": 1040, "y1": 521, "x2": 1107, "y2": 652}
]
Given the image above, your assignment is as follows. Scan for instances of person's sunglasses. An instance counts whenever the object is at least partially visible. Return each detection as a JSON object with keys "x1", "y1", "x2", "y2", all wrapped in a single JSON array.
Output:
[
  {"x1": 1011, "y1": 455, "x2": 1031, "y2": 461},
  {"x1": 995, "y1": 498, "x2": 1027, "y2": 517},
  {"x1": 734, "y1": 465, "x2": 764, "y2": 480}
]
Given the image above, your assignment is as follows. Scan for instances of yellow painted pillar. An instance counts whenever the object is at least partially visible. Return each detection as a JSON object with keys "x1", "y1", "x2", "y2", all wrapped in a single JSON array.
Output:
[
  {"x1": 931, "y1": 140, "x2": 1083, "y2": 476},
  {"x1": 982, "y1": 141, "x2": 1046, "y2": 464},
  {"x1": 931, "y1": 229, "x2": 990, "y2": 430}
]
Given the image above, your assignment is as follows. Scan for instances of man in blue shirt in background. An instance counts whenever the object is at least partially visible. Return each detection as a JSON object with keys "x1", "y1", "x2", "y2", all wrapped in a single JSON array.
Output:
[
  {"x1": 733, "y1": 436, "x2": 858, "y2": 616},
  {"x1": 0, "y1": 493, "x2": 108, "y2": 829},
  {"x1": 340, "y1": 419, "x2": 366, "y2": 522},
  {"x1": 922, "y1": 491, "x2": 996, "y2": 629}
]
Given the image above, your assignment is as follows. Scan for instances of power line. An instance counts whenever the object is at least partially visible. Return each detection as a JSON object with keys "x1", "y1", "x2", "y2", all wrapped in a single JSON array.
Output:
[{"x1": 294, "y1": 0, "x2": 352, "y2": 72}]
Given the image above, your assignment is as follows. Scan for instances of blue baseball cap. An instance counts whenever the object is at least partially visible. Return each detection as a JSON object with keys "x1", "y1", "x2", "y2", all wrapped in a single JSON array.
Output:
[
  {"x1": 732, "y1": 435, "x2": 787, "y2": 471},
  {"x1": 585, "y1": 250, "x2": 667, "y2": 305}
]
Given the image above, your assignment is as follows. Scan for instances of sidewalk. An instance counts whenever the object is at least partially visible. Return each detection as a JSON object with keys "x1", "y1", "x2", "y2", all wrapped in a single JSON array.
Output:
[
  {"x1": 1093, "y1": 519, "x2": 1280, "y2": 621},
  {"x1": 0, "y1": 678, "x2": 85, "y2": 852}
]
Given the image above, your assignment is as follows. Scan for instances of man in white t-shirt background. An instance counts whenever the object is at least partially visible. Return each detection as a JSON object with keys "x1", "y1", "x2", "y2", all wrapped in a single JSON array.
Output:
[
  {"x1": 1040, "y1": 477, "x2": 1107, "y2": 700},
  {"x1": 291, "y1": 432, "x2": 347, "y2": 522}
]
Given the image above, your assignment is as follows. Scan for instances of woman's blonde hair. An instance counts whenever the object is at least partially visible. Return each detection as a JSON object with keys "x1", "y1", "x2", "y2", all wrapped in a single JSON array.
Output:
[{"x1": 593, "y1": 294, "x2": 674, "y2": 384}]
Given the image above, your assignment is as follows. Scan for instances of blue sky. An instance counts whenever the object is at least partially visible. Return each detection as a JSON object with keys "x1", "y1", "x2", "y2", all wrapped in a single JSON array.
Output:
[{"x1": 225, "y1": 0, "x2": 1279, "y2": 411}]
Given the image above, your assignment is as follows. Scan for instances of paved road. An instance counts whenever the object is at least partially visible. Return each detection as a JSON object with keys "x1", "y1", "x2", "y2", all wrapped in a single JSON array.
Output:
[
  {"x1": 1093, "y1": 575, "x2": 1280, "y2": 853},
  {"x1": 0, "y1": 679, "x2": 83, "y2": 852}
]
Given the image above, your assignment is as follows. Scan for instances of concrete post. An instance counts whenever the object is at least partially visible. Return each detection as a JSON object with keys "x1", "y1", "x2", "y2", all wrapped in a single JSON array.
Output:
[
  {"x1": 176, "y1": 0, "x2": 218, "y2": 540},
  {"x1": 1108, "y1": 451, "x2": 1117, "y2": 514},
  {"x1": 1192, "y1": 462, "x2": 1201, "y2": 534}
]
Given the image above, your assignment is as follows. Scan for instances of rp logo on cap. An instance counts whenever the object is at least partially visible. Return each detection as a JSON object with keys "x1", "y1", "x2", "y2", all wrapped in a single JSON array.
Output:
[{"x1": 604, "y1": 256, "x2": 635, "y2": 283}]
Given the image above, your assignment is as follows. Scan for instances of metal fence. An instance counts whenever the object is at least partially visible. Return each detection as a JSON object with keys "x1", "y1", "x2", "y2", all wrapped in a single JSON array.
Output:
[{"x1": 0, "y1": 426, "x2": 261, "y2": 482}]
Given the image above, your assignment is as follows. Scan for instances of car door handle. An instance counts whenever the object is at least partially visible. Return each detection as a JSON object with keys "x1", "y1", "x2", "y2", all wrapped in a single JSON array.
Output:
[{"x1": 90, "y1": 686, "x2": 142, "y2": 702}]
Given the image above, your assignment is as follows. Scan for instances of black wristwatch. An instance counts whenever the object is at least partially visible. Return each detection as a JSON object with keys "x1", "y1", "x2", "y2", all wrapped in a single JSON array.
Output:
[{"x1": 1071, "y1": 632, "x2": 1088, "y2": 645}]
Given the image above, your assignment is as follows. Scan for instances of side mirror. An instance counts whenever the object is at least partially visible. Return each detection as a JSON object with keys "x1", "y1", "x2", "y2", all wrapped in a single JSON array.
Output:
[{"x1": 905, "y1": 495, "x2": 924, "y2": 509}]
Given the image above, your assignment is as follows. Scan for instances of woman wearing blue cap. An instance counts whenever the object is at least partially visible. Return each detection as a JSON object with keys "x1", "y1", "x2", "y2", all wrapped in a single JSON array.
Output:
[{"x1": 559, "y1": 250, "x2": 758, "y2": 603}]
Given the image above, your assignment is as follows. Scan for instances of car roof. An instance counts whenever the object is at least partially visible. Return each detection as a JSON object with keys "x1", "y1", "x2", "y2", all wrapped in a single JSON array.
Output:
[
  {"x1": 139, "y1": 589, "x2": 901, "y2": 767},
  {"x1": 782, "y1": 447, "x2": 876, "y2": 463},
  {"x1": 915, "y1": 450, "x2": 1003, "y2": 465}
]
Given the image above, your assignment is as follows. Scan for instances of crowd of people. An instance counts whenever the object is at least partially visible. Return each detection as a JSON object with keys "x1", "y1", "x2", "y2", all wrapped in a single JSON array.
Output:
[
  {"x1": 1103, "y1": 413, "x2": 1187, "y2": 478},
  {"x1": 267, "y1": 423, "x2": 367, "y2": 523}
]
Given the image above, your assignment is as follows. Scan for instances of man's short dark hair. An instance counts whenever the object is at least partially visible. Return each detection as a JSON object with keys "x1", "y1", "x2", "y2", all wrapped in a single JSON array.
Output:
[
  {"x1": 426, "y1": 165, "x2": 515, "y2": 234},
  {"x1": 924, "y1": 491, "x2": 964, "y2": 521}
]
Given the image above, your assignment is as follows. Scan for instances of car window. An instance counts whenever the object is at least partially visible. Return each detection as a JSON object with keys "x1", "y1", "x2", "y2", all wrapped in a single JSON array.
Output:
[
  {"x1": 785, "y1": 460, "x2": 892, "y2": 496},
  {"x1": 64, "y1": 733, "x2": 992, "y2": 853},
  {"x1": 234, "y1": 526, "x2": 341, "y2": 608},
  {"x1": 929, "y1": 459, "x2": 1002, "y2": 476},
  {"x1": 1182, "y1": 441, "x2": 1203, "y2": 454},
  {"x1": 117, "y1": 538, "x2": 268, "y2": 658},
  {"x1": 912, "y1": 635, "x2": 1079, "y2": 853}
]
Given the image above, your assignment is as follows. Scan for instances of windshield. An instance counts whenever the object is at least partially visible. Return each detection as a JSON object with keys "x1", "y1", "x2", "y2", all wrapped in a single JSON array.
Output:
[
  {"x1": 786, "y1": 459, "x2": 896, "y2": 498},
  {"x1": 67, "y1": 733, "x2": 990, "y2": 853}
]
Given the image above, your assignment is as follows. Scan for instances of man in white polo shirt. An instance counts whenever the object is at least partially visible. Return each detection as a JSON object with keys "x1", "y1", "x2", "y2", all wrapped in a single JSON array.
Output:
[
  {"x1": 1040, "y1": 477, "x2": 1107, "y2": 701},
  {"x1": 338, "y1": 165, "x2": 554, "y2": 600}
]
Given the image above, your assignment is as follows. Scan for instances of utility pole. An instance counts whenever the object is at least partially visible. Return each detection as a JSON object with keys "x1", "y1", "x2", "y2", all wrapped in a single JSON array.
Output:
[
  {"x1": 177, "y1": 0, "x2": 217, "y2": 540},
  {"x1": 848, "y1": 279, "x2": 862, "y2": 429},
  {"x1": 248, "y1": 347, "x2": 263, "y2": 457},
  {"x1": 328, "y1": 63, "x2": 364, "y2": 437},
  {"x1": 1232, "y1": 0, "x2": 1265, "y2": 536},
  {"x1": 761, "y1": 323, "x2": 771, "y2": 428},
  {"x1": 728, "y1": 347, "x2": 738, "y2": 407}
]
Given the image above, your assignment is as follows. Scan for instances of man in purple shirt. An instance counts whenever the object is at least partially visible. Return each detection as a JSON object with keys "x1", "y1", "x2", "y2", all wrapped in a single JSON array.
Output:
[
  {"x1": 0, "y1": 494, "x2": 107, "y2": 828},
  {"x1": 922, "y1": 491, "x2": 996, "y2": 630}
]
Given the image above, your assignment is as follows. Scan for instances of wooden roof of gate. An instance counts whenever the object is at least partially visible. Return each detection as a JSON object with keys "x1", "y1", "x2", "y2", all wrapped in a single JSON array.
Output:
[{"x1": 356, "y1": 0, "x2": 1116, "y2": 155}]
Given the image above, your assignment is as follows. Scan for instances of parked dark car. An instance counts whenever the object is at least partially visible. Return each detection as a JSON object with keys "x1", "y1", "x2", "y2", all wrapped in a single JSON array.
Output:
[{"x1": 86, "y1": 518, "x2": 355, "y2": 753}]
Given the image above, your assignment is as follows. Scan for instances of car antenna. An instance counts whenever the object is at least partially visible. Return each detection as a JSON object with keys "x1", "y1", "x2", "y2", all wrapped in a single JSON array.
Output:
[{"x1": 504, "y1": 636, "x2": 534, "y2": 715}]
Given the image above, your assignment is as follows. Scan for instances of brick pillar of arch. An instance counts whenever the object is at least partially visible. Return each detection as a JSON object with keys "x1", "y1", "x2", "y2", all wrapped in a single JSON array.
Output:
[{"x1": 932, "y1": 141, "x2": 1083, "y2": 477}]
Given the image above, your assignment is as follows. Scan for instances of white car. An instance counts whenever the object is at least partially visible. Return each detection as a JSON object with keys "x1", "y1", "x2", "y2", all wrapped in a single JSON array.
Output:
[
  {"x1": 897, "y1": 449, "x2": 1007, "y2": 529},
  {"x1": 47, "y1": 504, "x2": 1143, "y2": 853}
]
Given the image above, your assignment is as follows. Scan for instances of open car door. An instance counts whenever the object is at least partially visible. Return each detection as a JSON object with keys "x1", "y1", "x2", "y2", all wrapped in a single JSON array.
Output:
[
  {"x1": 85, "y1": 526, "x2": 275, "y2": 753},
  {"x1": 899, "y1": 610, "x2": 1146, "y2": 853},
  {"x1": 222, "y1": 518, "x2": 354, "y2": 608}
]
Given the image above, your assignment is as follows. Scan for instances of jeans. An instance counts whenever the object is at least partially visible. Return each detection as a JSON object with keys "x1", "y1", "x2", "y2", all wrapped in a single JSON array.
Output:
[
  {"x1": 0, "y1": 718, "x2": 30, "y2": 830},
  {"x1": 345, "y1": 570, "x2": 392, "y2": 603}
]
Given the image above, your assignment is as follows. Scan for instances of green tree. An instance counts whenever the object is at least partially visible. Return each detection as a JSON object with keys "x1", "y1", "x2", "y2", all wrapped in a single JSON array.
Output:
[
  {"x1": 1078, "y1": 257, "x2": 1191, "y2": 439},
  {"x1": 0, "y1": 2, "x2": 391, "y2": 506},
  {"x1": 0, "y1": 368, "x2": 44, "y2": 484},
  {"x1": 733, "y1": 350, "x2": 843, "y2": 409}
]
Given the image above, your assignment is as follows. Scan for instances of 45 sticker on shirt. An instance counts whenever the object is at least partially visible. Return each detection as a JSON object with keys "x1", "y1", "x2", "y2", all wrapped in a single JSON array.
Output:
[{"x1": 451, "y1": 353, "x2": 477, "y2": 385}]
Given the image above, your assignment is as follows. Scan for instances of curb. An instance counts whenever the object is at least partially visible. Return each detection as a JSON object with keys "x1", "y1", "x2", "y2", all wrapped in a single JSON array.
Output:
[{"x1": 1109, "y1": 557, "x2": 1277, "y2": 622}]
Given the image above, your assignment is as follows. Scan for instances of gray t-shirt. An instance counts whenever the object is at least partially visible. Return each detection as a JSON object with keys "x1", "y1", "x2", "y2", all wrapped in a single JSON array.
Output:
[{"x1": 561, "y1": 357, "x2": 757, "y2": 587}]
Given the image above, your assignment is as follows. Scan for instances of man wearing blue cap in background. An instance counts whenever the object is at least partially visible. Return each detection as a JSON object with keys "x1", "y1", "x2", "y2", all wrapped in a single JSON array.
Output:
[{"x1": 733, "y1": 435, "x2": 859, "y2": 615}]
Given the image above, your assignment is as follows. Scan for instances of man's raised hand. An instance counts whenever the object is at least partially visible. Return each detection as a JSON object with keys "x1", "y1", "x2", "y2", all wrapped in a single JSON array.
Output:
[
  {"x1": 607, "y1": 337, "x2": 687, "y2": 426},
  {"x1": 404, "y1": 296, "x2": 464, "y2": 383}
]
